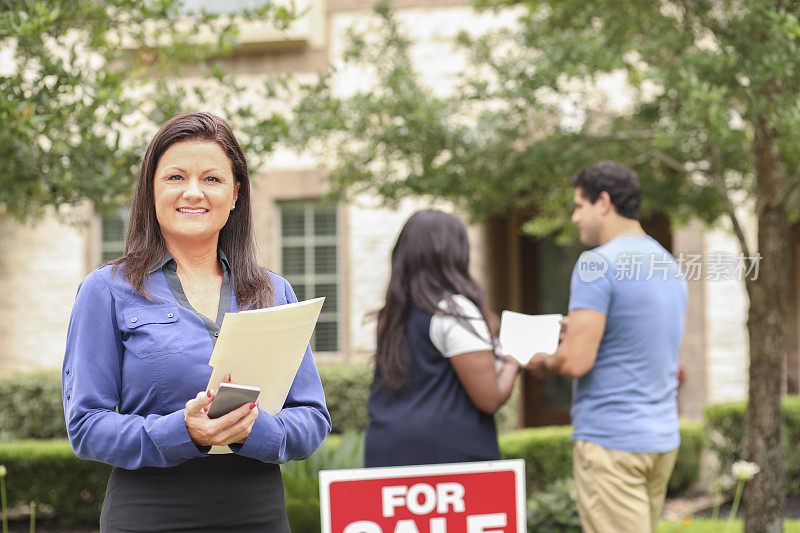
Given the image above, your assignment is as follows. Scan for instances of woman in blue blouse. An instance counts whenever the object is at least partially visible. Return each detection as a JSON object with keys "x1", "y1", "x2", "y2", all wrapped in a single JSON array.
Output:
[{"x1": 62, "y1": 112, "x2": 331, "y2": 532}]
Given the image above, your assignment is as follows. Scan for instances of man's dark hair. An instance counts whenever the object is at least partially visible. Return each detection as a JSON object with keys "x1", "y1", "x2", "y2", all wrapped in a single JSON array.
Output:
[{"x1": 570, "y1": 161, "x2": 641, "y2": 220}]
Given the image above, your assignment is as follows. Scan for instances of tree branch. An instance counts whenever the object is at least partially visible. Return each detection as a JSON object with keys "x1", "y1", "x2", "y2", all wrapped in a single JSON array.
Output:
[
  {"x1": 628, "y1": 149, "x2": 687, "y2": 174},
  {"x1": 709, "y1": 145, "x2": 753, "y2": 265}
]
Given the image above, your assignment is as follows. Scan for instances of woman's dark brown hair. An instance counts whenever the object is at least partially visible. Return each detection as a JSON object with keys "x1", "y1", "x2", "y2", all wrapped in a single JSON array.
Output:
[
  {"x1": 375, "y1": 209, "x2": 498, "y2": 391},
  {"x1": 112, "y1": 112, "x2": 274, "y2": 309}
]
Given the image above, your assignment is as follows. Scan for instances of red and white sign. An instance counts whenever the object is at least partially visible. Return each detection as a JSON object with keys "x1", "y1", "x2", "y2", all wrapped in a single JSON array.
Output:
[{"x1": 319, "y1": 460, "x2": 526, "y2": 533}]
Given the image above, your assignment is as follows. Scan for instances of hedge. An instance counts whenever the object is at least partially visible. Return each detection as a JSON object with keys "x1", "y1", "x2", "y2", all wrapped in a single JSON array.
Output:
[
  {"x1": 0, "y1": 367, "x2": 705, "y2": 527},
  {"x1": 0, "y1": 370, "x2": 65, "y2": 440},
  {"x1": 0, "y1": 362, "x2": 521, "y2": 440},
  {"x1": 0, "y1": 436, "x2": 355, "y2": 529},
  {"x1": 670, "y1": 421, "x2": 705, "y2": 493},
  {"x1": 0, "y1": 422, "x2": 703, "y2": 528},
  {"x1": 317, "y1": 363, "x2": 372, "y2": 434},
  {"x1": 0, "y1": 439, "x2": 111, "y2": 526},
  {"x1": 499, "y1": 422, "x2": 704, "y2": 494},
  {"x1": 500, "y1": 425, "x2": 574, "y2": 492},
  {"x1": 705, "y1": 396, "x2": 800, "y2": 495}
]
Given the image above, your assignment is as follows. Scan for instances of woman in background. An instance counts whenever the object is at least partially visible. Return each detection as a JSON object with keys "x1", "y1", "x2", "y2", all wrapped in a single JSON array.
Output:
[{"x1": 365, "y1": 209, "x2": 519, "y2": 467}]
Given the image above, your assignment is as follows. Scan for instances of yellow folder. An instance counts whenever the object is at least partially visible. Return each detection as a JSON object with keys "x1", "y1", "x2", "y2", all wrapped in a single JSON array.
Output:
[{"x1": 206, "y1": 296, "x2": 325, "y2": 454}]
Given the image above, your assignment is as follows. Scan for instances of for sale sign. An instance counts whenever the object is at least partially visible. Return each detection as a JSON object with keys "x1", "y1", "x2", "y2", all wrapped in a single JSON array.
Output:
[{"x1": 319, "y1": 460, "x2": 526, "y2": 533}]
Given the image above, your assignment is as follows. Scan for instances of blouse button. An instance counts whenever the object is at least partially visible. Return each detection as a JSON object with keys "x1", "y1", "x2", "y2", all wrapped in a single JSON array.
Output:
[
  {"x1": 167, "y1": 313, "x2": 174, "y2": 319},
  {"x1": 131, "y1": 317, "x2": 138, "y2": 323}
]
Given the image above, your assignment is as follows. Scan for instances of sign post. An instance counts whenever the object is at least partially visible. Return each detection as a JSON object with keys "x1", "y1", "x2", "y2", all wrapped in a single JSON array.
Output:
[{"x1": 319, "y1": 460, "x2": 526, "y2": 533}]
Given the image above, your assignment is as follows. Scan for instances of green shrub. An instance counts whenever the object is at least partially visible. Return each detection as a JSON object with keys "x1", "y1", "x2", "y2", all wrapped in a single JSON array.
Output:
[
  {"x1": 670, "y1": 421, "x2": 705, "y2": 493},
  {"x1": 527, "y1": 477, "x2": 581, "y2": 533},
  {"x1": 0, "y1": 439, "x2": 110, "y2": 526},
  {"x1": 500, "y1": 426, "x2": 573, "y2": 492},
  {"x1": 499, "y1": 422, "x2": 704, "y2": 494},
  {"x1": 0, "y1": 363, "x2": 375, "y2": 439},
  {"x1": 0, "y1": 434, "x2": 359, "y2": 529},
  {"x1": 705, "y1": 396, "x2": 800, "y2": 495},
  {"x1": 282, "y1": 432, "x2": 364, "y2": 533},
  {"x1": 317, "y1": 362, "x2": 372, "y2": 434},
  {"x1": 0, "y1": 370, "x2": 66, "y2": 440},
  {"x1": 0, "y1": 361, "x2": 521, "y2": 442}
]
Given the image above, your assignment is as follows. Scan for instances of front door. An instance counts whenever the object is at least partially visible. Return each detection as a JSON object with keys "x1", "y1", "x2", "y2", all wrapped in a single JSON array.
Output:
[{"x1": 519, "y1": 235, "x2": 582, "y2": 426}]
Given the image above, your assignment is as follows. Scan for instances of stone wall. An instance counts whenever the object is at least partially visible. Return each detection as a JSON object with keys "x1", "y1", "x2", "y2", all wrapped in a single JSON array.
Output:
[{"x1": 0, "y1": 211, "x2": 87, "y2": 374}]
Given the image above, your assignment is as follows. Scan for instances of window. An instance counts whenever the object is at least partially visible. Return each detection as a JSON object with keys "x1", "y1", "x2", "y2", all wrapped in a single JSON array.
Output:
[
  {"x1": 280, "y1": 202, "x2": 339, "y2": 353},
  {"x1": 100, "y1": 209, "x2": 130, "y2": 263},
  {"x1": 181, "y1": 0, "x2": 267, "y2": 15}
]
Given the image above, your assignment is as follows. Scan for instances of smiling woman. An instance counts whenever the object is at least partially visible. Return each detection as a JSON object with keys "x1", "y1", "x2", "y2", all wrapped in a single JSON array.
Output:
[
  {"x1": 154, "y1": 141, "x2": 240, "y2": 248},
  {"x1": 61, "y1": 112, "x2": 331, "y2": 533}
]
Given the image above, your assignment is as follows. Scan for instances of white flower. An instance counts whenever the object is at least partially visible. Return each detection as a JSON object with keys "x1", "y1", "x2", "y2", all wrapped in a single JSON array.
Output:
[
  {"x1": 0, "y1": 465, "x2": 6, "y2": 477},
  {"x1": 732, "y1": 460, "x2": 760, "y2": 481}
]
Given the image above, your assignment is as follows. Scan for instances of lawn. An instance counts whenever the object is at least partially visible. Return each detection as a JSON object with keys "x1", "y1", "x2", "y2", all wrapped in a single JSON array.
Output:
[{"x1": 658, "y1": 519, "x2": 800, "y2": 532}]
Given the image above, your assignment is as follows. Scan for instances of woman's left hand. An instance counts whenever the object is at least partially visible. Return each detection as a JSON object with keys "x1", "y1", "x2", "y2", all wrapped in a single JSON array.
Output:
[{"x1": 184, "y1": 389, "x2": 259, "y2": 447}]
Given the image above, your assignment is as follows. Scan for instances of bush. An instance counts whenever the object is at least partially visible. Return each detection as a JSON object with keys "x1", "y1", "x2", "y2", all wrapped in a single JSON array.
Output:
[
  {"x1": 499, "y1": 422, "x2": 704, "y2": 495},
  {"x1": 500, "y1": 425, "x2": 573, "y2": 492},
  {"x1": 0, "y1": 420, "x2": 701, "y2": 528},
  {"x1": 317, "y1": 362, "x2": 373, "y2": 434},
  {"x1": 0, "y1": 363, "x2": 376, "y2": 439},
  {"x1": 0, "y1": 369, "x2": 66, "y2": 440},
  {"x1": 0, "y1": 439, "x2": 110, "y2": 526},
  {"x1": 0, "y1": 434, "x2": 360, "y2": 529},
  {"x1": 0, "y1": 361, "x2": 521, "y2": 441},
  {"x1": 282, "y1": 432, "x2": 364, "y2": 533},
  {"x1": 527, "y1": 477, "x2": 581, "y2": 533},
  {"x1": 705, "y1": 396, "x2": 800, "y2": 495},
  {"x1": 670, "y1": 421, "x2": 705, "y2": 493}
]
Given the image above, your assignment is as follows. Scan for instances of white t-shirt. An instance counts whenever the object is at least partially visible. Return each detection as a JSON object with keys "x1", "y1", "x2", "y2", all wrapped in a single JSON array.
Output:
[{"x1": 429, "y1": 295, "x2": 502, "y2": 370}]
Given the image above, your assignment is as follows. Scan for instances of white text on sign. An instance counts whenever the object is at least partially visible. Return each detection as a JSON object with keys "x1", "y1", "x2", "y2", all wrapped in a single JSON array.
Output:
[{"x1": 341, "y1": 483, "x2": 507, "y2": 533}]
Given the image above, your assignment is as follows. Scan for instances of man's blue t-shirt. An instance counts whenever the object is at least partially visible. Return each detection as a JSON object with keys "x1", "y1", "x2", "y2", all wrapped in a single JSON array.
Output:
[{"x1": 569, "y1": 235, "x2": 688, "y2": 453}]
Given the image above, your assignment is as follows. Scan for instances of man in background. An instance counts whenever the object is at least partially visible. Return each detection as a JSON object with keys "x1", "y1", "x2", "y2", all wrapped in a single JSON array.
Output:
[{"x1": 528, "y1": 161, "x2": 688, "y2": 533}]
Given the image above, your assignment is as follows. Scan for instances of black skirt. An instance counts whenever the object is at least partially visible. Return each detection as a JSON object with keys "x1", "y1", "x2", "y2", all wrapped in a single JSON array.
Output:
[{"x1": 99, "y1": 454, "x2": 290, "y2": 533}]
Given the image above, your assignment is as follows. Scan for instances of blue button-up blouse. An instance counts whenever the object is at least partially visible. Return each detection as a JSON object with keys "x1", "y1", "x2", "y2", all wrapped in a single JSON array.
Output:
[{"x1": 62, "y1": 261, "x2": 332, "y2": 470}]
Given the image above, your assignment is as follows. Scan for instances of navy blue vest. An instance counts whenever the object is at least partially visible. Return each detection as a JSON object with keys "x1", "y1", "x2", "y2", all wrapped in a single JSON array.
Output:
[{"x1": 364, "y1": 303, "x2": 500, "y2": 467}]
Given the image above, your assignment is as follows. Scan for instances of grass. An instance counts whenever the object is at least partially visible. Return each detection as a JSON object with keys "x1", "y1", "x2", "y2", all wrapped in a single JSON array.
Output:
[{"x1": 657, "y1": 519, "x2": 800, "y2": 532}]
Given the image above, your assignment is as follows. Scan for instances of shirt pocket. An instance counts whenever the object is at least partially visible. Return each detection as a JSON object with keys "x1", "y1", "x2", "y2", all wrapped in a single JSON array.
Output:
[{"x1": 121, "y1": 304, "x2": 184, "y2": 358}]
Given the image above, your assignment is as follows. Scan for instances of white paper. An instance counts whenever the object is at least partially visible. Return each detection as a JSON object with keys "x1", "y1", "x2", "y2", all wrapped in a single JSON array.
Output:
[
  {"x1": 499, "y1": 311, "x2": 563, "y2": 365},
  {"x1": 206, "y1": 297, "x2": 324, "y2": 454}
]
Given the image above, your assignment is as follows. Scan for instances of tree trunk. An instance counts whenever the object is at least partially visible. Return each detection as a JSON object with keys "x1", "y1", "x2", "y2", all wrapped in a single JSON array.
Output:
[{"x1": 744, "y1": 120, "x2": 788, "y2": 533}]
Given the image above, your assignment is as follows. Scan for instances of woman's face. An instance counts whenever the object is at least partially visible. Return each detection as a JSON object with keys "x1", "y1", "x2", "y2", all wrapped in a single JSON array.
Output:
[{"x1": 153, "y1": 140, "x2": 240, "y2": 248}]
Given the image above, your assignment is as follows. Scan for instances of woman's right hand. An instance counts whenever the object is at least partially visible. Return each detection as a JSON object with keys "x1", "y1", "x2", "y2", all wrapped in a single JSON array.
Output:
[{"x1": 184, "y1": 389, "x2": 259, "y2": 447}]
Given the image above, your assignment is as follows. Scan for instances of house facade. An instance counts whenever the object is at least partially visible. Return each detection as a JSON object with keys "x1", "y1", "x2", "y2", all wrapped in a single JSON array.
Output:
[{"x1": 1, "y1": 0, "x2": 777, "y2": 427}]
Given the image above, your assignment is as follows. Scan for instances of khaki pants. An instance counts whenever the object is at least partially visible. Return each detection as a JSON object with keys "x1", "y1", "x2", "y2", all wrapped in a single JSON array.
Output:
[{"x1": 573, "y1": 439, "x2": 678, "y2": 533}]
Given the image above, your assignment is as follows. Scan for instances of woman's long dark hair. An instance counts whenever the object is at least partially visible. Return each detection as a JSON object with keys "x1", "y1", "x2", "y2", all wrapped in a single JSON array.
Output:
[
  {"x1": 375, "y1": 209, "x2": 497, "y2": 391},
  {"x1": 112, "y1": 112, "x2": 274, "y2": 309}
]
